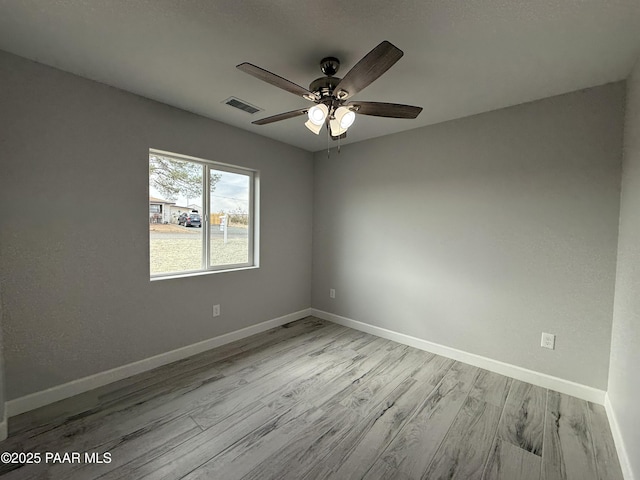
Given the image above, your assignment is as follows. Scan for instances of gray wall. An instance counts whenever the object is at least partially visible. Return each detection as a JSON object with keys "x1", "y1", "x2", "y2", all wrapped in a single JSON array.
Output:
[
  {"x1": 0, "y1": 50, "x2": 313, "y2": 400},
  {"x1": 608, "y1": 56, "x2": 640, "y2": 478},
  {"x1": 312, "y1": 83, "x2": 624, "y2": 390}
]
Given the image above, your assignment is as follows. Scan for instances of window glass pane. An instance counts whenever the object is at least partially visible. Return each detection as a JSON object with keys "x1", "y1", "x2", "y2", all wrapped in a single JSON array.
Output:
[
  {"x1": 149, "y1": 154, "x2": 204, "y2": 275},
  {"x1": 210, "y1": 169, "x2": 251, "y2": 267}
]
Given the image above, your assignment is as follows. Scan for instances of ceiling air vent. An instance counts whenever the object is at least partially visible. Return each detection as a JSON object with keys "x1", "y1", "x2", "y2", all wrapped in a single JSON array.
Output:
[{"x1": 223, "y1": 97, "x2": 262, "y2": 115}]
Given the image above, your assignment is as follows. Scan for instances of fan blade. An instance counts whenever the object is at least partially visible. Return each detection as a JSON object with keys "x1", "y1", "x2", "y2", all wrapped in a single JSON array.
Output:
[
  {"x1": 348, "y1": 101, "x2": 422, "y2": 119},
  {"x1": 252, "y1": 108, "x2": 308, "y2": 125},
  {"x1": 334, "y1": 41, "x2": 404, "y2": 100},
  {"x1": 237, "y1": 63, "x2": 317, "y2": 100}
]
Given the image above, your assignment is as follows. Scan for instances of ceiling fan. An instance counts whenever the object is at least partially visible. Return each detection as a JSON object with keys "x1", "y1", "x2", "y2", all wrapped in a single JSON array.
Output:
[{"x1": 237, "y1": 41, "x2": 423, "y2": 139}]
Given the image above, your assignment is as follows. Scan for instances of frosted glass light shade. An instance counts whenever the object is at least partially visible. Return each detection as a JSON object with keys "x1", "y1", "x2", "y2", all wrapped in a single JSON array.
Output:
[
  {"x1": 307, "y1": 104, "x2": 328, "y2": 125},
  {"x1": 330, "y1": 107, "x2": 356, "y2": 136},
  {"x1": 305, "y1": 119, "x2": 322, "y2": 134},
  {"x1": 335, "y1": 106, "x2": 355, "y2": 129}
]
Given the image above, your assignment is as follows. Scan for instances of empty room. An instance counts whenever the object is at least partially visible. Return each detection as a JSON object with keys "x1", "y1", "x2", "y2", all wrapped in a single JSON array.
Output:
[{"x1": 0, "y1": 1, "x2": 639, "y2": 479}]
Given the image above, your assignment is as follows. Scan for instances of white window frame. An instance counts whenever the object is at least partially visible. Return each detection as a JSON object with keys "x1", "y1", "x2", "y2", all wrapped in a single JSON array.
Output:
[{"x1": 150, "y1": 149, "x2": 259, "y2": 280}]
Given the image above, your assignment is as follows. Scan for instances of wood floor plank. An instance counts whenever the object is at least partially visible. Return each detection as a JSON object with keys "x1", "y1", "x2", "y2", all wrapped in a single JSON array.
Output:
[
  {"x1": 497, "y1": 380, "x2": 546, "y2": 456},
  {"x1": 147, "y1": 338, "x2": 396, "y2": 478},
  {"x1": 410, "y1": 354, "x2": 455, "y2": 386},
  {"x1": 231, "y1": 317, "x2": 330, "y2": 353},
  {"x1": 62, "y1": 416, "x2": 202, "y2": 480},
  {"x1": 96, "y1": 360, "x2": 225, "y2": 415},
  {"x1": 264, "y1": 337, "x2": 393, "y2": 413},
  {"x1": 468, "y1": 369, "x2": 513, "y2": 407},
  {"x1": 129, "y1": 401, "x2": 318, "y2": 480},
  {"x1": 189, "y1": 341, "x2": 360, "y2": 429},
  {"x1": 235, "y1": 349, "x2": 435, "y2": 480},
  {"x1": 305, "y1": 339, "x2": 405, "y2": 410},
  {"x1": 362, "y1": 458, "x2": 412, "y2": 480},
  {"x1": 304, "y1": 340, "x2": 409, "y2": 411},
  {"x1": 337, "y1": 347, "x2": 433, "y2": 417},
  {"x1": 303, "y1": 355, "x2": 453, "y2": 480},
  {"x1": 376, "y1": 361, "x2": 480, "y2": 478},
  {"x1": 0, "y1": 416, "x2": 202, "y2": 480},
  {"x1": 181, "y1": 403, "x2": 341, "y2": 480},
  {"x1": 542, "y1": 391, "x2": 598, "y2": 480},
  {"x1": 422, "y1": 372, "x2": 509, "y2": 479},
  {"x1": 148, "y1": 334, "x2": 392, "y2": 478},
  {"x1": 483, "y1": 438, "x2": 542, "y2": 480},
  {"x1": 237, "y1": 404, "x2": 362, "y2": 480},
  {"x1": 213, "y1": 323, "x2": 347, "y2": 378},
  {"x1": 586, "y1": 402, "x2": 624, "y2": 480}
]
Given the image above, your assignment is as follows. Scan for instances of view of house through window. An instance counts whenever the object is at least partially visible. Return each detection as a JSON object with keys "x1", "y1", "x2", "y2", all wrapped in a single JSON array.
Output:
[{"x1": 149, "y1": 150, "x2": 256, "y2": 277}]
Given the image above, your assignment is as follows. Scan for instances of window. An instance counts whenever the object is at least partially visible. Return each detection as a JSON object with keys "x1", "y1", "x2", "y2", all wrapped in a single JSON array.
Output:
[{"x1": 149, "y1": 149, "x2": 258, "y2": 278}]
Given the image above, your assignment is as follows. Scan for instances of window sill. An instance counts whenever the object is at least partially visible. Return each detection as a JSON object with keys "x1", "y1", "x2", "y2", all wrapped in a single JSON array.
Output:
[{"x1": 150, "y1": 265, "x2": 259, "y2": 282}]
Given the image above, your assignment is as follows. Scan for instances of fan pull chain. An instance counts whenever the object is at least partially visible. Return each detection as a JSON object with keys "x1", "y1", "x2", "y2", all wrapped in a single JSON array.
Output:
[{"x1": 327, "y1": 123, "x2": 331, "y2": 158}]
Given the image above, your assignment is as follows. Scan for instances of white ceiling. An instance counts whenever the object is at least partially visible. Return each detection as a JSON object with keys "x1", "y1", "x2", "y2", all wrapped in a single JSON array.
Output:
[{"x1": 1, "y1": 1, "x2": 639, "y2": 152}]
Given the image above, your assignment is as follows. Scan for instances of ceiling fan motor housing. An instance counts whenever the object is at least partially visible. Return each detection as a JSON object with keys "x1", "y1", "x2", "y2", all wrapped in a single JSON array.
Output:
[
  {"x1": 309, "y1": 76, "x2": 341, "y2": 99},
  {"x1": 320, "y1": 57, "x2": 340, "y2": 76}
]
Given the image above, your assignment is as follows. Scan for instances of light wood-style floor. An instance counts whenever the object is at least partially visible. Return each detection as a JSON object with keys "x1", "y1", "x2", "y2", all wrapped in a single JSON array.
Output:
[{"x1": 0, "y1": 317, "x2": 624, "y2": 479}]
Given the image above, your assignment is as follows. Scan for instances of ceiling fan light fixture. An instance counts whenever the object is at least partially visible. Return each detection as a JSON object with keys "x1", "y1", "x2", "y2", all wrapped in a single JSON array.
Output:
[
  {"x1": 329, "y1": 107, "x2": 356, "y2": 136},
  {"x1": 237, "y1": 41, "x2": 422, "y2": 139},
  {"x1": 329, "y1": 118, "x2": 346, "y2": 137},
  {"x1": 304, "y1": 119, "x2": 323, "y2": 135},
  {"x1": 307, "y1": 104, "x2": 328, "y2": 126},
  {"x1": 335, "y1": 106, "x2": 356, "y2": 129}
]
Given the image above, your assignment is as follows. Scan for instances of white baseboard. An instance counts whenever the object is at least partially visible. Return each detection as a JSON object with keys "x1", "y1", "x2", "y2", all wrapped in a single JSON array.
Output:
[
  {"x1": 7, "y1": 308, "x2": 312, "y2": 417},
  {"x1": 311, "y1": 309, "x2": 606, "y2": 404},
  {"x1": 605, "y1": 393, "x2": 635, "y2": 480}
]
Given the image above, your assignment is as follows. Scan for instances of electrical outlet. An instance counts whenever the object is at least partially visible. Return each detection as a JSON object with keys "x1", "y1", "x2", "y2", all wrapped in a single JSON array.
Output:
[
  {"x1": 541, "y1": 332, "x2": 555, "y2": 350},
  {"x1": 329, "y1": 288, "x2": 336, "y2": 299},
  {"x1": 213, "y1": 304, "x2": 221, "y2": 317}
]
